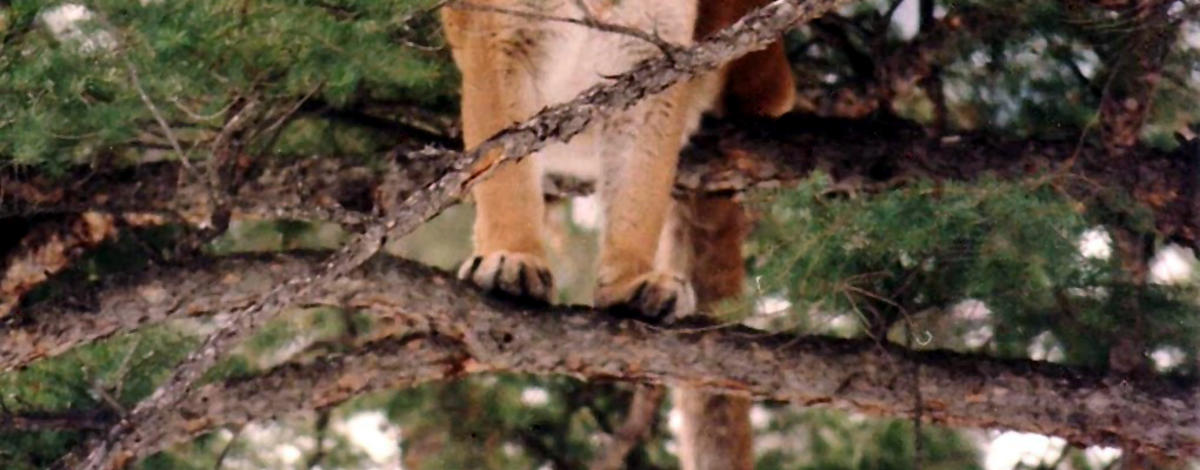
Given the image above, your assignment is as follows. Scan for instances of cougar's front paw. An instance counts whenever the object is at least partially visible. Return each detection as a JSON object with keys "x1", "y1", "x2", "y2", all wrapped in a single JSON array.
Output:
[
  {"x1": 458, "y1": 251, "x2": 554, "y2": 304},
  {"x1": 596, "y1": 271, "x2": 696, "y2": 323}
]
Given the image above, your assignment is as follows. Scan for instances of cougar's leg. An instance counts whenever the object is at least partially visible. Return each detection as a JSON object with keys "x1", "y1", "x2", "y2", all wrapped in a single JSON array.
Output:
[
  {"x1": 443, "y1": 4, "x2": 554, "y2": 302},
  {"x1": 592, "y1": 0, "x2": 700, "y2": 321},
  {"x1": 593, "y1": 83, "x2": 700, "y2": 321},
  {"x1": 669, "y1": 197, "x2": 756, "y2": 470}
]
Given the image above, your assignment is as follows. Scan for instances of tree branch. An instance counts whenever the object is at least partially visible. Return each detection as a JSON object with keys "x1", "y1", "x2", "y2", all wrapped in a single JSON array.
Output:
[
  {"x1": 7, "y1": 254, "x2": 1198, "y2": 462},
  {"x1": 588, "y1": 385, "x2": 665, "y2": 470},
  {"x1": 0, "y1": 409, "x2": 114, "y2": 432},
  {"x1": 1, "y1": 213, "x2": 117, "y2": 317},
  {"x1": 103, "y1": 333, "x2": 465, "y2": 467},
  {"x1": 7, "y1": 112, "x2": 1200, "y2": 248},
  {"x1": 679, "y1": 113, "x2": 1200, "y2": 250}
]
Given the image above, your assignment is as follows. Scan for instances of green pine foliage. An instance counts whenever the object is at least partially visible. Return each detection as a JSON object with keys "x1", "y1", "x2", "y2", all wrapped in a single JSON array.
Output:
[
  {"x1": 385, "y1": 377, "x2": 674, "y2": 470},
  {"x1": 750, "y1": 174, "x2": 1199, "y2": 370},
  {"x1": 1, "y1": 0, "x2": 454, "y2": 171},
  {"x1": 757, "y1": 407, "x2": 982, "y2": 470},
  {"x1": 0, "y1": 327, "x2": 196, "y2": 468},
  {"x1": 790, "y1": 0, "x2": 1200, "y2": 141}
]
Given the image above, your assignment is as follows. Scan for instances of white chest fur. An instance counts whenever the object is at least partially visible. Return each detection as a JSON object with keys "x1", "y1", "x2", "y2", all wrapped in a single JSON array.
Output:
[{"x1": 530, "y1": 0, "x2": 701, "y2": 180}]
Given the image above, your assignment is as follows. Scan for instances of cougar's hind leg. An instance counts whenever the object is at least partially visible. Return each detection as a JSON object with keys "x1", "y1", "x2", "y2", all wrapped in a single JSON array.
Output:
[
  {"x1": 443, "y1": 5, "x2": 554, "y2": 303},
  {"x1": 667, "y1": 197, "x2": 756, "y2": 470},
  {"x1": 672, "y1": 1, "x2": 797, "y2": 468}
]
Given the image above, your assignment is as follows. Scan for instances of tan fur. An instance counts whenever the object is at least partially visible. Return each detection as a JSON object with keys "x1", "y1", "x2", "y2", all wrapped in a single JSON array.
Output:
[
  {"x1": 668, "y1": 197, "x2": 757, "y2": 470},
  {"x1": 444, "y1": 0, "x2": 793, "y2": 466},
  {"x1": 695, "y1": 0, "x2": 796, "y2": 118},
  {"x1": 673, "y1": 386, "x2": 756, "y2": 470}
]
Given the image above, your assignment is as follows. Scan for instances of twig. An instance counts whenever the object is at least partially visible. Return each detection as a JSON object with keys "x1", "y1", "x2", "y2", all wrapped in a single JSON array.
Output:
[
  {"x1": 257, "y1": 84, "x2": 324, "y2": 156},
  {"x1": 262, "y1": 86, "x2": 322, "y2": 139},
  {"x1": 91, "y1": 5, "x2": 198, "y2": 177},
  {"x1": 208, "y1": 97, "x2": 263, "y2": 188},
  {"x1": 588, "y1": 385, "x2": 664, "y2": 470},
  {"x1": 305, "y1": 411, "x2": 331, "y2": 469},
  {"x1": 390, "y1": 0, "x2": 451, "y2": 51},
  {"x1": 110, "y1": 336, "x2": 141, "y2": 401},
  {"x1": 169, "y1": 97, "x2": 236, "y2": 122},
  {"x1": 0, "y1": 410, "x2": 113, "y2": 432},
  {"x1": 212, "y1": 424, "x2": 244, "y2": 470},
  {"x1": 125, "y1": 58, "x2": 196, "y2": 176},
  {"x1": 449, "y1": 1, "x2": 683, "y2": 57},
  {"x1": 905, "y1": 319, "x2": 924, "y2": 470}
]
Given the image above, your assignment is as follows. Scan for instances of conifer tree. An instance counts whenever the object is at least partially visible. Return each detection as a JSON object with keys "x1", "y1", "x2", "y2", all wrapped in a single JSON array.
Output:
[{"x1": 2, "y1": 0, "x2": 1199, "y2": 469}]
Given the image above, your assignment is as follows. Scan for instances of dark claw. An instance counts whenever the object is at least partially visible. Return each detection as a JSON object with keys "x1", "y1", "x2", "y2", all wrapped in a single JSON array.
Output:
[
  {"x1": 656, "y1": 295, "x2": 677, "y2": 321},
  {"x1": 518, "y1": 264, "x2": 531, "y2": 297},
  {"x1": 464, "y1": 256, "x2": 483, "y2": 280},
  {"x1": 630, "y1": 282, "x2": 649, "y2": 308},
  {"x1": 491, "y1": 255, "x2": 506, "y2": 291}
]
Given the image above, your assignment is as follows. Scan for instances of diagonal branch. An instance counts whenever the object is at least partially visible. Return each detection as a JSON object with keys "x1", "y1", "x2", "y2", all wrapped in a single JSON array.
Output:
[
  {"x1": 8, "y1": 112, "x2": 1199, "y2": 240},
  {"x1": 3, "y1": 333, "x2": 467, "y2": 465},
  {"x1": 60, "y1": 1, "x2": 852, "y2": 467}
]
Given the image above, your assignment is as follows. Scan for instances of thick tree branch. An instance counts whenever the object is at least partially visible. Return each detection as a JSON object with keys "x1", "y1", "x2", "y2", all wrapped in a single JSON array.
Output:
[
  {"x1": 7, "y1": 254, "x2": 1199, "y2": 461},
  {"x1": 679, "y1": 113, "x2": 1200, "y2": 250},
  {"x1": 1, "y1": 213, "x2": 117, "y2": 317},
  {"x1": 5, "y1": 112, "x2": 1197, "y2": 334},
  {"x1": 7, "y1": 113, "x2": 1200, "y2": 249}
]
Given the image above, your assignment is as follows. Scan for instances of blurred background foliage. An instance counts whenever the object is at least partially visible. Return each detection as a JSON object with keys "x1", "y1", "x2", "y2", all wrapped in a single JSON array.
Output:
[{"x1": 3, "y1": 0, "x2": 1200, "y2": 468}]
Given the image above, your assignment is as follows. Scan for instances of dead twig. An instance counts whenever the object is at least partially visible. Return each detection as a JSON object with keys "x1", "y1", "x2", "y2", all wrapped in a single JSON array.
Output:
[
  {"x1": 449, "y1": 1, "x2": 684, "y2": 56},
  {"x1": 588, "y1": 385, "x2": 665, "y2": 470}
]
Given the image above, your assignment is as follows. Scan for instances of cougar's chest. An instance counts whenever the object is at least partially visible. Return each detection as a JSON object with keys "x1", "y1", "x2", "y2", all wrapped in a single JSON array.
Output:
[{"x1": 535, "y1": 0, "x2": 699, "y2": 180}]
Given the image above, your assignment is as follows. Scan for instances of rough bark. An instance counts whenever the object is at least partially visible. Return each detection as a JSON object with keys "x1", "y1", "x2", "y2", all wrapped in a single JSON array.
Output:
[
  {"x1": 6, "y1": 117, "x2": 1200, "y2": 372},
  {"x1": 0, "y1": 213, "x2": 117, "y2": 317},
  {"x1": 0, "y1": 156, "x2": 417, "y2": 224},
  {"x1": 8, "y1": 254, "x2": 1199, "y2": 461}
]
